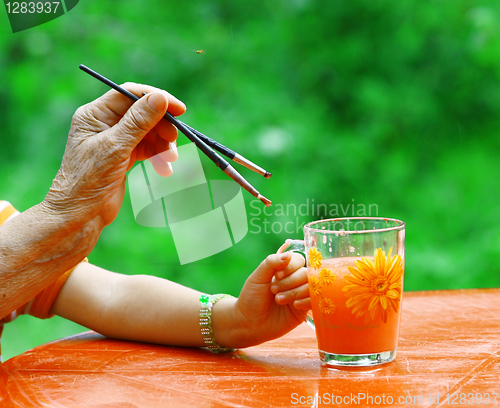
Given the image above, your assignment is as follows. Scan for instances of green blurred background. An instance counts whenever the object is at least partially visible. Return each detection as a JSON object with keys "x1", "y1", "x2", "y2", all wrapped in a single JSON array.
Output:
[{"x1": 1, "y1": 0, "x2": 500, "y2": 360}]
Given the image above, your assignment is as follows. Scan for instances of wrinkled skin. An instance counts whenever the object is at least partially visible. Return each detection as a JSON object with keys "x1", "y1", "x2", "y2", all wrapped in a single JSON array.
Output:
[{"x1": 44, "y1": 83, "x2": 186, "y2": 228}]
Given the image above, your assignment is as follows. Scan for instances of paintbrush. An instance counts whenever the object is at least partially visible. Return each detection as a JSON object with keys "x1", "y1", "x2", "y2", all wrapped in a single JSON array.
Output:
[
  {"x1": 181, "y1": 122, "x2": 272, "y2": 179},
  {"x1": 79, "y1": 64, "x2": 271, "y2": 207},
  {"x1": 139, "y1": 93, "x2": 271, "y2": 179}
]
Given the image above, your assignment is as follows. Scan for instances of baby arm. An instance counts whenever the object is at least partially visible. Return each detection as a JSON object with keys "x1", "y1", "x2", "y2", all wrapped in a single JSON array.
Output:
[
  {"x1": 51, "y1": 251, "x2": 310, "y2": 349},
  {"x1": 51, "y1": 263, "x2": 208, "y2": 347}
]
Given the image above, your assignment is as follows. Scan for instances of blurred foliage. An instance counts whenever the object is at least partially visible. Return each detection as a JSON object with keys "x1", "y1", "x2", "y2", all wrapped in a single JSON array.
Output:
[{"x1": 2, "y1": 0, "x2": 500, "y2": 359}]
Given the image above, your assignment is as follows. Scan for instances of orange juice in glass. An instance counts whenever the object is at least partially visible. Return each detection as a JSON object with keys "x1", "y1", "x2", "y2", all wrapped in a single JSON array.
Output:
[{"x1": 280, "y1": 217, "x2": 405, "y2": 367}]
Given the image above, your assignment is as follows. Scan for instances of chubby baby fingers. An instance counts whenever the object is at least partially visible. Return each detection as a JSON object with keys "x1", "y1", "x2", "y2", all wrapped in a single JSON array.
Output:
[
  {"x1": 271, "y1": 266, "x2": 308, "y2": 294},
  {"x1": 275, "y1": 252, "x2": 305, "y2": 280},
  {"x1": 293, "y1": 297, "x2": 312, "y2": 310},
  {"x1": 275, "y1": 282, "x2": 310, "y2": 306},
  {"x1": 272, "y1": 266, "x2": 309, "y2": 303}
]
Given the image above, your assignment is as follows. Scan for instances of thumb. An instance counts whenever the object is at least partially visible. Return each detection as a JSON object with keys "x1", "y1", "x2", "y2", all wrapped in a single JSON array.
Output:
[
  {"x1": 112, "y1": 92, "x2": 168, "y2": 151},
  {"x1": 249, "y1": 252, "x2": 292, "y2": 285}
]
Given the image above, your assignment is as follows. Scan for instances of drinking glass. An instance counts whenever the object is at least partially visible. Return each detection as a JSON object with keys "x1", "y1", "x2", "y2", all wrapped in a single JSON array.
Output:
[{"x1": 280, "y1": 217, "x2": 405, "y2": 367}]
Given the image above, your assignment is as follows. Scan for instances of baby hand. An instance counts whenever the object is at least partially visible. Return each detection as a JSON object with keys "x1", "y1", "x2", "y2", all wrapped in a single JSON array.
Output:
[
  {"x1": 270, "y1": 253, "x2": 311, "y2": 311},
  {"x1": 230, "y1": 251, "x2": 311, "y2": 347}
]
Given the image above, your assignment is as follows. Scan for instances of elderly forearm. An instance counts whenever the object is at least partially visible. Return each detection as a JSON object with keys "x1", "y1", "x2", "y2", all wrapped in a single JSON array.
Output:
[{"x1": 0, "y1": 201, "x2": 103, "y2": 318}]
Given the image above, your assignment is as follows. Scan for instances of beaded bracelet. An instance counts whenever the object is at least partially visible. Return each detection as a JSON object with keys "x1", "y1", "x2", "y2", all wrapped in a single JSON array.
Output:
[{"x1": 199, "y1": 294, "x2": 235, "y2": 353}]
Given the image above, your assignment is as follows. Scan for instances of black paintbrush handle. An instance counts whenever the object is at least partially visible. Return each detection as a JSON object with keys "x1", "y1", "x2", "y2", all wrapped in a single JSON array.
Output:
[
  {"x1": 141, "y1": 91, "x2": 236, "y2": 161},
  {"x1": 181, "y1": 122, "x2": 236, "y2": 160},
  {"x1": 164, "y1": 112, "x2": 229, "y2": 169},
  {"x1": 79, "y1": 64, "x2": 228, "y2": 170}
]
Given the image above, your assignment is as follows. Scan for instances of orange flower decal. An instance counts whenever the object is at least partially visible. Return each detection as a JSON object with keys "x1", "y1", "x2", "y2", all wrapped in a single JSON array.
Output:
[
  {"x1": 319, "y1": 297, "x2": 336, "y2": 315},
  {"x1": 319, "y1": 268, "x2": 335, "y2": 285},
  {"x1": 308, "y1": 255, "x2": 336, "y2": 316},
  {"x1": 342, "y1": 247, "x2": 403, "y2": 322},
  {"x1": 308, "y1": 275, "x2": 322, "y2": 297},
  {"x1": 308, "y1": 248, "x2": 322, "y2": 269}
]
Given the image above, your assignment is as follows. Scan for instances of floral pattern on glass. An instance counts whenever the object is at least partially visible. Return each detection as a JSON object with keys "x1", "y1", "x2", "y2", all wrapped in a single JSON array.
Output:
[
  {"x1": 308, "y1": 247, "x2": 322, "y2": 270},
  {"x1": 342, "y1": 247, "x2": 403, "y2": 323},
  {"x1": 308, "y1": 248, "x2": 336, "y2": 316}
]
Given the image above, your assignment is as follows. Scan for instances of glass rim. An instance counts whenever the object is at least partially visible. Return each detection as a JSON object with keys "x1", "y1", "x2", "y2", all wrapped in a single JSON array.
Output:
[{"x1": 304, "y1": 217, "x2": 405, "y2": 235}]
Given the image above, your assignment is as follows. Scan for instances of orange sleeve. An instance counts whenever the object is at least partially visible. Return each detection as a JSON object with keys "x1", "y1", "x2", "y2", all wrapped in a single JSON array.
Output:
[
  {"x1": 0, "y1": 200, "x2": 19, "y2": 225},
  {"x1": 28, "y1": 258, "x2": 88, "y2": 319}
]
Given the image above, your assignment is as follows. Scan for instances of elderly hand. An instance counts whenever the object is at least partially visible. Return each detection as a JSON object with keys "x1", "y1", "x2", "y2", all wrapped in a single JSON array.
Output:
[{"x1": 44, "y1": 83, "x2": 186, "y2": 228}]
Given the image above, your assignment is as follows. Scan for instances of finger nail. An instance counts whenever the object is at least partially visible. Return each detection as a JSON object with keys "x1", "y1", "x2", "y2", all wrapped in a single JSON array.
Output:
[
  {"x1": 276, "y1": 271, "x2": 284, "y2": 280},
  {"x1": 165, "y1": 161, "x2": 173, "y2": 176},
  {"x1": 170, "y1": 141, "x2": 178, "y2": 153},
  {"x1": 160, "y1": 142, "x2": 178, "y2": 162},
  {"x1": 147, "y1": 92, "x2": 167, "y2": 112},
  {"x1": 270, "y1": 284, "x2": 278, "y2": 294},
  {"x1": 276, "y1": 294, "x2": 285, "y2": 303},
  {"x1": 280, "y1": 253, "x2": 289, "y2": 261},
  {"x1": 150, "y1": 156, "x2": 173, "y2": 177},
  {"x1": 168, "y1": 142, "x2": 178, "y2": 161},
  {"x1": 293, "y1": 299, "x2": 304, "y2": 309}
]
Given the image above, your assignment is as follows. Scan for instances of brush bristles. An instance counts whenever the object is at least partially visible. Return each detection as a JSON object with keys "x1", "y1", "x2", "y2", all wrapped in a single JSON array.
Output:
[{"x1": 258, "y1": 194, "x2": 272, "y2": 207}]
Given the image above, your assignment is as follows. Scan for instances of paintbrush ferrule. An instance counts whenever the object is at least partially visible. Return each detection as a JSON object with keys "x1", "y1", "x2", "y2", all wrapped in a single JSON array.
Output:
[
  {"x1": 233, "y1": 154, "x2": 272, "y2": 179},
  {"x1": 222, "y1": 165, "x2": 272, "y2": 207}
]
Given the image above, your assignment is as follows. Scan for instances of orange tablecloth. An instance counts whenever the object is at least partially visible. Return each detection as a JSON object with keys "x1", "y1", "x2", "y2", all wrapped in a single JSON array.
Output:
[{"x1": 1, "y1": 289, "x2": 500, "y2": 407}]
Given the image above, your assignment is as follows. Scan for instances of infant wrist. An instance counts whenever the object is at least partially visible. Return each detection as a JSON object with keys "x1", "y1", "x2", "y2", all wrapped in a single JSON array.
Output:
[{"x1": 199, "y1": 294, "x2": 236, "y2": 353}]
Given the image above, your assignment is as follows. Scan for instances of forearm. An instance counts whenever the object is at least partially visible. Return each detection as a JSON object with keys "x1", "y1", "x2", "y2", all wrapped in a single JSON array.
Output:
[
  {"x1": 0, "y1": 201, "x2": 102, "y2": 318},
  {"x1": 106, "y1": 286, "x2": 250, "y2": 348},
  {"x1": 90, "y1": 274, "x2": 209, "y2": 348},
  {"x1": 51, "y1": 263, "x2": 249, "y2": 349},
  {"x1": 52, "y1": 255, "x2": 310, "y2": 350}
]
